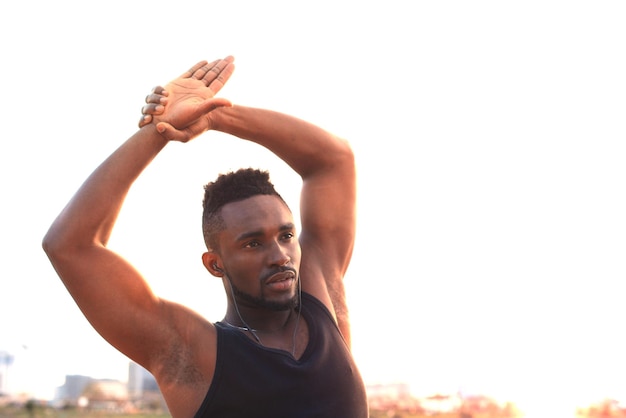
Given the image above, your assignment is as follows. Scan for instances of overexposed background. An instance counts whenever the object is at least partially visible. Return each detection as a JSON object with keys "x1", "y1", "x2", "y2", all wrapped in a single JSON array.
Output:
[{"x1": 1, "y1": 1, "x2": 625, "y2": 416}]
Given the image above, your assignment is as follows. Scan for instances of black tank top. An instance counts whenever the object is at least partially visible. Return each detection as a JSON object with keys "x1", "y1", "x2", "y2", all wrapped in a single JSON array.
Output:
[{"x1": 194, "y1": 292, "x2": 369, "y2": 417}]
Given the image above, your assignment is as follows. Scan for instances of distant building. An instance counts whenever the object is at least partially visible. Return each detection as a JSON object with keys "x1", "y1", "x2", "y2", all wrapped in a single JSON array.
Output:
[
  {"x1": 54, "y1": 375, "x2": 128, "y2": 410},
  {"x1": 127, "y1": 362, "x2": 166, "y2": 411},
  {"x1": 81, "y1": 379, "x2": 128, "y2": 410},
  {"x1": 128, "y1": 362, "x2": 157, "y2": 397},
  {"x1": 54, "y1": 375, "x2": 93, "y2": 407},
  {"x1": 53, "y1": 364, "x2": 166, "y2": 412}
]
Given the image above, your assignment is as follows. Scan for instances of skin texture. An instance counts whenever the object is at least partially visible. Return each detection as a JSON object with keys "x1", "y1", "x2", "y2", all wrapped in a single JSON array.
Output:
[{"x1": 43, "y1": 56, "x2": 356, "y2": 418}]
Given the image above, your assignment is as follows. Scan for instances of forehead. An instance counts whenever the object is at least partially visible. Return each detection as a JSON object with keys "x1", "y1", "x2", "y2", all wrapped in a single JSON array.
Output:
[{"x1": 220, "y1": 195, "x2": 293, "y2": 233}]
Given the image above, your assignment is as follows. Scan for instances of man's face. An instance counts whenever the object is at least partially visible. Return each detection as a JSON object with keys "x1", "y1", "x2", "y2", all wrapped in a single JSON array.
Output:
[{"x1": 217, "y1": 195, "x2": 301, "y2": 310}]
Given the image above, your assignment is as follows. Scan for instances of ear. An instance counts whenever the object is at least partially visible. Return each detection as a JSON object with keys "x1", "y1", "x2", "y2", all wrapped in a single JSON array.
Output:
[{"x1": 202, "y1": 251, "x2": 224, "y2": 277}]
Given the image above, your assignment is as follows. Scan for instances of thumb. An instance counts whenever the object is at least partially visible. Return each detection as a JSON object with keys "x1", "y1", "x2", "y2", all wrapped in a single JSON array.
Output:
[
  {"x1": 156, "y1": 122, "x2": 188, "y2": 142},
  {"x1": 197, "y1": 97, "x2": 233, "y2": 115}
]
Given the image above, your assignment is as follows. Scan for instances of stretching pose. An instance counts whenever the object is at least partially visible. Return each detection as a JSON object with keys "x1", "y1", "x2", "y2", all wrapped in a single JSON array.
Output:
[{"x1": 43, "y1": 56, "x2": 368, "y2": 417}]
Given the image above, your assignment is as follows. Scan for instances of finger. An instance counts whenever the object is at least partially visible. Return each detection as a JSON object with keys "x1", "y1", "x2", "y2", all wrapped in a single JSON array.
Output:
[
  {"x1": 208, "y1": 62, "x2": 235, "y2": 94},
  {"x1": 184, "y1": 97, "x2": 232, "y2": 122},
  {"x1": 150, "y1": 85, "x2": 169, "y2": 96},
  {"x1": 141, "y1": 103, "x2": 165, "y2": 116},
  {"x1": 189, "y1": 59, "x2": 221, "y2": 82},
  {"x1": 138, "y1": 114, "x2": 152, "y2": 128},
  {"x1": 180, "y1": 60, "x2": 209, "y2": 79},
  {"x1": 201, "y1": 56, "x2": 235, "y2": 87},
  {"x1": 144, "y1": 93, "x2": 168, "y2": 105},
  {"x1": 145, "y1": 87, "x2": 168, "y2": 107},
  {"x1": 156, "y1": 122, "x2": 188, "y2": 142},
  {"x1": 197, "y1": 97, "x2": 233, "y2": 115}
]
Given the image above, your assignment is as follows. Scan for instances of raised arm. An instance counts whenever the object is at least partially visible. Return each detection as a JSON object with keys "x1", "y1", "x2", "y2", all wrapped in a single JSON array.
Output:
[
  {"x1": 150, "y1": 102, "x2": 357, "y2": 344},
  {"x1": 42, "y1": 58, "x2": 235, "y2": 369},
  {"x1": 212, "y1": 106, "x2": 356, "y2": 324}
]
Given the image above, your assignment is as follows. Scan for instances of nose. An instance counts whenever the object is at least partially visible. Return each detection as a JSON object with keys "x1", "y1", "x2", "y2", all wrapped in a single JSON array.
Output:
[{"x1": 268, "y1": 240, "x2": 290, "y2": 267}]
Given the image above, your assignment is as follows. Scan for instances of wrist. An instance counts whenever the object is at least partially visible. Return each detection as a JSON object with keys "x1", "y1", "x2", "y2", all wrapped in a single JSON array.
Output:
[
  {"x1": 139, "y1": 123, "x2": 170, "y2": 147},
  {"x1": 208, "y1": 104, "x2": 236, "y2": 133}
]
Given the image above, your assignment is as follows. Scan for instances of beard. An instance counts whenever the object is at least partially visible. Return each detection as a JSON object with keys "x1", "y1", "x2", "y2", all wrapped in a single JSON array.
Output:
[{"x1": 229, "y1": 276, "x2": 300, "y2": 311}]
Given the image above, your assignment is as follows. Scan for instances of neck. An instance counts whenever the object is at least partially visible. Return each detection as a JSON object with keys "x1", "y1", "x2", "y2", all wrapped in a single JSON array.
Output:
[
  {"x1": 225, "y1": 306, "x2": 294, "y2": 333},
  {"x1": 223, "y1": 306, "x2": 302, "y2": 357},
  {"x1": 223, "y1": 277, "x2": 303, "y2": 356}
]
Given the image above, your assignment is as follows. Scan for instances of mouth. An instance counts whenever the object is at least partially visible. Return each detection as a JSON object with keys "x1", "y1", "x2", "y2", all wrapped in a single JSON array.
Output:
[{"x1": 264, "y1": 270, "x2": 296, "y2": 291}]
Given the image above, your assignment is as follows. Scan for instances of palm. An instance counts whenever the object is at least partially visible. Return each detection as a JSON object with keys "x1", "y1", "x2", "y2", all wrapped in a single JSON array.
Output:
[
  {"x1": 159, "y1": 77, "x2": 216, "y2": 130},
  {"x1": 150, "y1": 57, "x2": 235, "y2": 141}
]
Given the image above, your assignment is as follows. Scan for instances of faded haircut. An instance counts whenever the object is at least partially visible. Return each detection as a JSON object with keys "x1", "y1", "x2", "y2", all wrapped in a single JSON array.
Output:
[{"x1": 202, "y1": 168, "x2": 288, "y2": 250}]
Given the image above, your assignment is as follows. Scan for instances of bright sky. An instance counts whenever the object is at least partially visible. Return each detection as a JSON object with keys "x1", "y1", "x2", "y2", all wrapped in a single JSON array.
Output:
[{"x1": 1, "y1": 1, "x2": 625, "y2": 416}]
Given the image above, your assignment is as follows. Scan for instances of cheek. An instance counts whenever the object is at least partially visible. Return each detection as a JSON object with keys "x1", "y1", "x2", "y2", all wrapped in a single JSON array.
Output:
[
  {"x1": 226, "y1": 255, "x2": 261, "y2": 281},
  {"x1": 292, "y1": 245, "x2": 302, "y2": 266},
  {"x1": 291, "y1": 239, "x2": 302, "y2": 258}
]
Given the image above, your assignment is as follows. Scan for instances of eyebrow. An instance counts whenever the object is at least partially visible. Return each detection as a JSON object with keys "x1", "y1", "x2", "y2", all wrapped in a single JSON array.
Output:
[{"x1": 235, "y1": 223, "x2": 296, "y2": 242}]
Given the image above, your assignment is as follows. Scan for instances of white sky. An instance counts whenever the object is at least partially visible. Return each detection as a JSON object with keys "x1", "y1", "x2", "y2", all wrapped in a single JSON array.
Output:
[{"x1": 1, "y1": 1, "x2": 625, "y2": 416}]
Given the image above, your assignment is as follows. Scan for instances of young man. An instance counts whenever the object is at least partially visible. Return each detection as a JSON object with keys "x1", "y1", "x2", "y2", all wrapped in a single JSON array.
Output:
[{"x1": 43, "y1": 57, "x2": 368, "y2": 417}]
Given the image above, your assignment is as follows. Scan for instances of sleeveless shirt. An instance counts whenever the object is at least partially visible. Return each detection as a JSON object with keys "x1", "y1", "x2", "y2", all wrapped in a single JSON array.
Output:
[{"x1": 193, "y1": 292, "x2": 369, "y2": 417}]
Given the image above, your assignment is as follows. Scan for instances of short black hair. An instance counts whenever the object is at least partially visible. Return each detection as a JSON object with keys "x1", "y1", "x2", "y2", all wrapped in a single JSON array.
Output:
[{"x1": 202, "y1": 168, "x2": 287, "y2": 250}]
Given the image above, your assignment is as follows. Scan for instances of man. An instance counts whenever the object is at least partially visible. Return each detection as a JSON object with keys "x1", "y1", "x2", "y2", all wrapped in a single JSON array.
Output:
[{"x1": 43, "y1": 56, "x2": 368, "y2": 417}]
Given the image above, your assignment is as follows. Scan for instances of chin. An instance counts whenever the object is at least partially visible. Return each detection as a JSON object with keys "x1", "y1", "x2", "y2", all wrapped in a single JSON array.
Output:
[{"x1": 265, "y1": 292, "x2": 299, "y2": 311}]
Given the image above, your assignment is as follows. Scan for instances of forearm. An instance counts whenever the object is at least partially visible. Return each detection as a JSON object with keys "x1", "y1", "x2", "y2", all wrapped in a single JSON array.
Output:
[
  {"x1": 211, "y1": 105, "x2": 353, "y2": 177},
  {"x1": 43, "y1": 125, "x2": 168, "y2": 252}
]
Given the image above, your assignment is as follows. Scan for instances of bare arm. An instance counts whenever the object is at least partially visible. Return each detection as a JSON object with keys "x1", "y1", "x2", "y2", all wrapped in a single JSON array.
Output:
[
  {"x1": 153, "y1": 105, "x2": 357, "y2": 345},
  {"x1": 43, "y1": 125, "x2": 171, "y2": 366},
  {"x1": 214, "y1": 106, "x2": 357, "y2": 345},
  {"x1": 42, "y1": 58, "x2": 235, "y2": 368},
  {"x1": 141, "y1": 72, "x2": 357, "y2": 346}
]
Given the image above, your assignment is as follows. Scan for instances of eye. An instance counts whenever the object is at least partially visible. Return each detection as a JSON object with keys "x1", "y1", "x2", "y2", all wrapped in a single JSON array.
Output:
[
  {"x1": 281, "y1": 232, "x2": 295, "y2": 241},
  {"x1": 244, "y1": 240, "x2": 261, "y2": 248}
]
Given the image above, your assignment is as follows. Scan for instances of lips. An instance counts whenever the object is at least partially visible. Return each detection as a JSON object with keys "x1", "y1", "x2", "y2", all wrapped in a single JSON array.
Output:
[
  {"x1": 266, "y1": 270, "x2": 295, "y2": 284},
  {"x1": 265, "y1": 270, "x2": 296, "y2": 291}
]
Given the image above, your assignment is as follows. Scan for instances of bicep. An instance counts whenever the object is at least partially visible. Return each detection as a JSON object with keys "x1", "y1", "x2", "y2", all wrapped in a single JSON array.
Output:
[
  {"x1": 48, "y1": 245, "x2": 172, "y2": 366},
  {"x1": 299, "y1": 160, "x2": 357, "y2": 276}
]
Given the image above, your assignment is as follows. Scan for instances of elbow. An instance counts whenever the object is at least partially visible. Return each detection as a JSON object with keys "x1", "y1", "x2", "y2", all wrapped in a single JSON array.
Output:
[
  {"x1": 311, "y1": 137, "x2": 355, "y2": 181},
  {"x1": 300, "y1": 135, "x2": 355, "y2": 178},
  {"x1": 43, "y1": 221, "x2": 104, "y2": 263},
  {"x1": 42, "y1": 226, "x2": 63, "y2": 261},
  {"x1": 42, "y1": 228, "x2": 84, "y2": 273},
  {"x1": 332, "y1": 136, "x2": 356, "y2": 170},
  {"x1": 42, "y1": 229, "x2": 78, "y2": 286},
  {"x1": 42, "y1": 223, "x2": 77, "y2": 263},
  {"x1": 340, "y1": 140, "x2": 357, "y2": 179}
]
